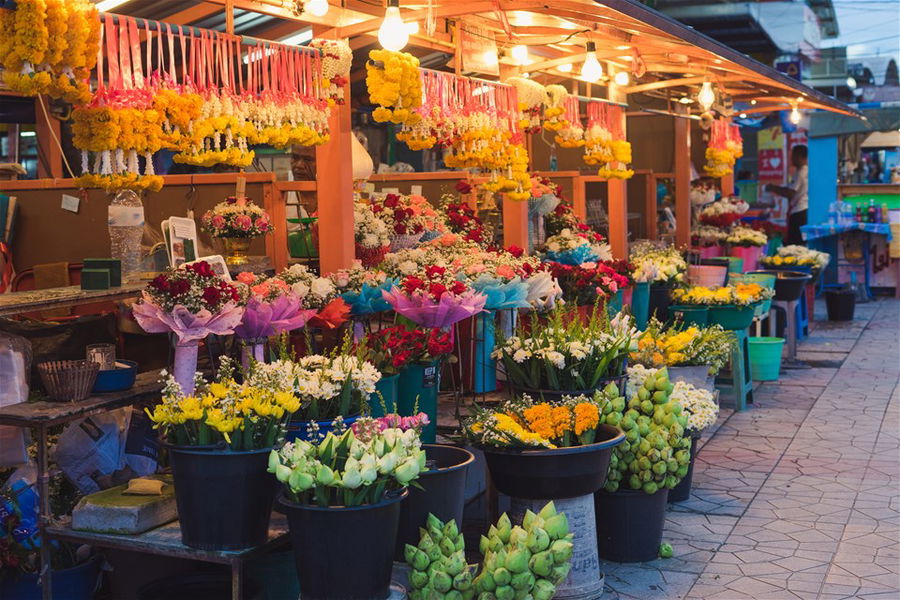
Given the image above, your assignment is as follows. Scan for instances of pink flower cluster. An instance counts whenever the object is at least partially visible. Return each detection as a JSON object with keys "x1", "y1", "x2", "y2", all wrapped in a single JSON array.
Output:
[{"x1": 351, "y1": 412, "x2": 431, "y2": 442}]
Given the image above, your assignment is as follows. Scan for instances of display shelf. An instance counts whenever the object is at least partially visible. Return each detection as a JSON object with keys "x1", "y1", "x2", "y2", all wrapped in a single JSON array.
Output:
[
  {"x1": 0, "y1": 283, "x2": 144, "y2": 317},
  {"x1": 0, "y1": 370, "x2": 162, "y2": 428}
]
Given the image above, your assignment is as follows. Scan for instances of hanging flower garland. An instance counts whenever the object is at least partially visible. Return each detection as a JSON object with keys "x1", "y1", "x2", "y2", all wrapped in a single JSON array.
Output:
[
  {"x1": 542, "y1": 84, "x2": 568, "y2": 131},
  {"x1": 505, "y1": 76, "x2": 546, "y2": 133},
  {"x1": 309, "y1": 39, "x2": 352, "y2": 106},
  {"x1": 704, "y1": 119, "x2": 743, "y2": 178},
  {"x1": 366, "y1": 49, "x2": 423, "y2": 126},
  {"x1": 584, "y1": 101, "x2": 633, "y2": 180},
  {"x1": 554, "y1": 96, "x2": 584, "y2": 148},
  {"x1": 0, "y1": 0, "x2": 100, "y2": 103}
]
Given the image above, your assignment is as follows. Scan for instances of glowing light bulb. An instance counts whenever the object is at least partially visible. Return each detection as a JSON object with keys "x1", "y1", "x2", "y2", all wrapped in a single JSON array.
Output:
[
  {"x1": 614, "y1": 71, "x2": 630, "y2": 86},
  {"x1": 511, "y1": 45, "x2": 529, "y2": 65},
  {"x1": 678, "y1": 97, "x2": 693, "y2": 104},
  {"x1": 580, "y1": 41, "x2": 603, "y2": 83},
  {"x1": 378, "y1": 0, "x2": 408, "y2": 52},
  {"x1": 557, "y1": 63, "x2": 573, "y2": 73},
  {"x1": 304, "y1": 0, "x2": 329, "y2": 17},
  {"x1": 750, "y1": 99, "x2": 757, "y2": 105},
  {"x1": 789, "y1": 105, "x2": 801, "y2": 125},
  {"x1": 697, "y1": 81, "x2": 715, "y2": 111},
  {"x1": 739, "y1": 113, "x2": 747, "y2": 119}
]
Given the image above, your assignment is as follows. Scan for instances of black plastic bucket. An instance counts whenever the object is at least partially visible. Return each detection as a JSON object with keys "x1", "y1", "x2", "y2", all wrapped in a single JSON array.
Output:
[
  {"x1": 595, "y1": 487, "x2": 669, "y2": 562},
  {"x1": 138, "y1": 572, "x2": 262, "y2": 600},
  {"x1": 279, "y1": 489, "x2": 407, "y2": 600},
  {"x1": 668, "y1": 435, "x2": 700, "y2": 503},
  {"x1": 482, "y1": 425, "x2": 625, "y2": 499},
  {"x1": 167, "y1": 445, "x2": 276, "y2": 550},
  {"x1": 394, "y1": 444, "x2": 474, "y2": 560},
  {"x1": 825, "y1": 289, "x2": 856, "y2": 321},
  {"x1": 648, "y1": 284, "x2": 672, "y2": 322}
]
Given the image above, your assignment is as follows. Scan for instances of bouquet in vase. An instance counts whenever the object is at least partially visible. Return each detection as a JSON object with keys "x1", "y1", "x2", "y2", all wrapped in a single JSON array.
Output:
[
  {"x1": 698, "y1": 197, "x2": 749, "y2": 228},
  {"x1": 354, "y1": 202, "x2": 391, "y2": 267},
  {"x1": 132, "y1": 261, "x2": 243, "y2": 394},
  {"x1": 450, "y1": 245, "x2": 541, "y2": 311},
  {"x1": 201, "y1": 196, "x2": 273, "y2": 239},
  {"x1": 279, "y1": 264, "x2": 350, "y2": 330},
  {"x1": 362, "y1": 324, "x2": 453, "y2": 377},
  {"x1": 544, "y1": 201, "x2": 583, "y2": 238},
  {"x1": 441, "y1": 194, "x2": 491, "y2": 246},
  {"x1": 764, "y1": 245, "x2": 830, "y2": 269},
  {"x1": 691, "y1": 225, "x2": 729, "y2": 248}
]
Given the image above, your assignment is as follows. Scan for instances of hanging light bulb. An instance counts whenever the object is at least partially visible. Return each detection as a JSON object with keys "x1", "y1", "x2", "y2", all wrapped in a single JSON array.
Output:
[
  {"x1": 304, "y1": 0, "x2": 329, "y2": 17},
  {"x1": 378, "y1": 0, "x2": 409, "y2": 52},
  {"x1": 511, "y1": 45, "x2": 529, "y2": 65},
  {"x1": 789, "y1": 104, "x2": 801, "y2": 125},
  {"x1": 580, "y1": 41, "x2": 603, "y2": 83},
  {"x1": 613, "y1": 70, "x2": 630, "y2": 86},
  {"x1": 697, "y1": 81, "x2": 715, "y2": 111}
]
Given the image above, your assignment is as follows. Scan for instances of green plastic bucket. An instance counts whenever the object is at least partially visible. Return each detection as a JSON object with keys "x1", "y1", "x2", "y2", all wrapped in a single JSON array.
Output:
[
  {"x1": 397, "y1": 361, "x2": 440, "y2": 443},
  {"x1": 631, "y1": 282, "x2": 650, "y2": 330},
  {"x1": 669, "y1": 305, "x2": 709, "y2": 325},
  {"x1": 724, "y1": 256, "x2": 744, "y2": 274},
  {"x1": 748, "y1": 337, "x2": 785, "y2": 381},
  {"x1": 707, "y1": 304, "x2": 756, "y2": 330},
  {"x1": 370, "y1": 373, "x2": 399, "y2": 417}
]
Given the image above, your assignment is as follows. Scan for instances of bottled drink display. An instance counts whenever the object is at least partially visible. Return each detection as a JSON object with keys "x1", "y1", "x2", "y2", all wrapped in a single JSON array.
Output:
[
  {"x1": 108, "y1": 190, "x2": 145, "y2": 282},
  {"x1": 867, "y1": 199, "x2": 877, "y2": 224}
]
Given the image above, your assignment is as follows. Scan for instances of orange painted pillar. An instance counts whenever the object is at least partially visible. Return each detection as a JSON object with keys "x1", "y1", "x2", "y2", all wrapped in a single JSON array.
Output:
[
  {"x1": 503, "y1": 197, "x2": 529, "y2": 250},
  {"x1": 315, "y1": 97, "x2": 355, "y2": 274},
  {"x1": 645, "y1": 174, "x2": 658, "y2": 240},
  {"x1": 263, "y1": 180, "x2": 289, "y2": 272},
  {"x1": 572, "y1": 177, "x2": 587, "y2": 222},
  {"x1": 674, "y1": 106, "x2": 692, "y2": 248},
  {"x1": 721, "y1": 171, "x2": 735, "y2": 198},
  {"x1": 607, "y1": 98, "x2": 629, "y2": 259}
]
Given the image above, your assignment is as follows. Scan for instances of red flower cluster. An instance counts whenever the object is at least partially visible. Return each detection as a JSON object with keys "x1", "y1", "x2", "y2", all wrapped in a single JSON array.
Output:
[
  {"x1": 401, "y1": 266, "x2": 469, "y2": 301},
  {"x1": 370, "y1": 194, "x2": 425, "y2": 235},
  {"x1": 455, "y1": 179, "x2": 473, "y2": 194},
  {"x1": 545, "y1": 201, "x2": 586, "y2": 237},
  {"x1": 547, "y1": 261, "x2": 629, "y2": 306},
  {"x1": 698, "y1": 213, "x2": 742, "y2": 228},
  {"x1": 601, "y1": 259, "x2": 635, "y2": 286},
  {"x1": 366, "y1": 325, "x2": 453, "y2": 373},
  {"x1": 147, "y1": 261, "x2": 240, "y2": 313},
  {"x1": 445, "y1": 200, "x2": 488, "y2": 244}
]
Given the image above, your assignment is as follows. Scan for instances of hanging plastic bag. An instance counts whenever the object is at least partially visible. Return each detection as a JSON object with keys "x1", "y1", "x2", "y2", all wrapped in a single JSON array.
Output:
[{"x1": 0, "y1": 332, "x2": 31, "y2": 467}]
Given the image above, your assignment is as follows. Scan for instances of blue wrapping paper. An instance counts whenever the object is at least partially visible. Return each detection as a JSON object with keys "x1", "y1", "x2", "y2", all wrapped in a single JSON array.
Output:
[
  {"x1": 544, "y1": 245, "x2": 599, "y2": 266},
  {"x1": 341, "y1": 278, "x2": 397, "y2": 316},
  {"x1": 473, "y1": 311, "x2": 496, "y2": 394},
  {"x1": 469, "y1": 275, "x2": 532, "y2": 311}
]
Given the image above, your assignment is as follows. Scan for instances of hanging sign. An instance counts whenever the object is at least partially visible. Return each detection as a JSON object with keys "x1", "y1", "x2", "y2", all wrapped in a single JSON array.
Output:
[{"x1": 458, "y1": 22, "x2": 499, "y2": 76}]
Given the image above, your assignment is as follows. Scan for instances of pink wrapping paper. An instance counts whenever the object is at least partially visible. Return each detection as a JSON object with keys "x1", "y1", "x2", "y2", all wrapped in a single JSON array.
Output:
[
  {"x1": 382, "y1": 287, "x2": 487, "y2": 328},
  {"x1": 233, "y1": 295, "x2": 317, "y2": 340},
  {"x1": 132, "y1": 292, "x2": 245, "y2": 344}
]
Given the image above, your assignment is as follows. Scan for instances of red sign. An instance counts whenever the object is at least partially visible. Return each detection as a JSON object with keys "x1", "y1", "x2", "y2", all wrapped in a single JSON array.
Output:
[{"x1": 758, "y1": 148, "x2": 785, "y2": 182}]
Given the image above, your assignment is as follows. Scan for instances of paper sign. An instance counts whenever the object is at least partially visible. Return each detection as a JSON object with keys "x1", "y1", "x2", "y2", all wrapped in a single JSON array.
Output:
[
  {"x1": 108, "y1": 205, "x2": 145, "y2": 227},
  {"x1": 411, "y1": 185, "x2": 423, "y2": 196},
  {"x1": 459, "y1": 21, "x2": 499, "y2": 76},
  {"x1": 61, "y1": 194, "x2": 80, "y2": 213},
  {"x1": 167, "y1": 217, "x2": 198, "y2": 267},
  {"x1": 382, "y1": 187, "x2": 400, "y2": 194}
]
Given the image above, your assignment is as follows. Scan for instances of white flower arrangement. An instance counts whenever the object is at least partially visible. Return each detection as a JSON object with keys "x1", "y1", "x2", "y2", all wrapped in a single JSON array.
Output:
[
  {"x1": 692, "y1": 225, "x2": 729, "y2": 246},
  {"x1": 629, "y1": 242, "x2": 687, "y2": 284},
  {"x1": 545, "y1": 228, "x2": 613, "y2": 262},
  {"x1": 699, "y1": 197, "x2": 749, "y2": 218},
  {"x1": 726, "y1": 225, "x2": 768, "y2": 247},
  {"x1": 278, "y1": 264, "x2": 339, "y2": 309},
  {"x1": 354, "y1": 202, "x2": 391, "y2": 249},
  {"x1": 670, "y1": 381, "x2": 719, "y2": 432},
  {"x1": 328, "y1": 261, "x2": 389, "y2": 292},
  {"x1": 775, "y1": 245, "x2": 830, "y2": 269}
]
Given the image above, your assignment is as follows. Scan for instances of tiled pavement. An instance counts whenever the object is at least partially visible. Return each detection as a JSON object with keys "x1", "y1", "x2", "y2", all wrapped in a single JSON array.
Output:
[{"x1": 601, "y1": 298, "x2": 900, "y2": 600}]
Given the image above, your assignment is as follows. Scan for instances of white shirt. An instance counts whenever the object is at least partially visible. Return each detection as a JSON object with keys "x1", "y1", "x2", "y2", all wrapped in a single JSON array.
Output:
[{"x1": 789, "y1": 164, "x2": 808, "y2": 214}]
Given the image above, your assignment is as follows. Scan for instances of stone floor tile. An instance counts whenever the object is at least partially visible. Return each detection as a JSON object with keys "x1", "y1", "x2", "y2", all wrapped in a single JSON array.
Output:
[{"x1": 601, "y1": 565, "x2": 699, "y2": 599}]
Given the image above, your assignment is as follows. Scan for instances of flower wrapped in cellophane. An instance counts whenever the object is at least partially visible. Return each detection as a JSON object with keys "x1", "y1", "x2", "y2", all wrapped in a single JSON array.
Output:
[
  {"x1": 279, "y1": 264, "x2": 350, "y2": 329},
  {"x1": 233, "y1": 272, "x2": 317, "y2": 366},
  {"x1": 463, "y1": 384, "x2": 625, "y2": 449},
  {"x1": 629, "y1": 241, "x2": 688, "y2": 284},
  {"x1": 449, "y1": 244, "x2": 541, "y2": 311},
  {"x1": 329, "y1": 263, "x2": 396, "y2": 317},
  {"x1": 268, "y1": 426, "x2": 426, "y2": 507},
  {"x1": 382, "y1": 265, "x2": 487, "y2": 328},
  {"x1": 132, "y1": 261, "x2": 244, "y2": 394},
  {"x1": 147, "y1": 359, "x2": 302, "y2": 450},
  {"x1": 353, "y1": 202, "x2": 391, "y2": 267},
  {"x1": 543, "y1": 227, "x2": 612, "y2": 265}
]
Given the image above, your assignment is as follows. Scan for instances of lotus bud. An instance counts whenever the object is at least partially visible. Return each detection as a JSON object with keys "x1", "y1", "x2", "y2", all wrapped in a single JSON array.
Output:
[
  {"x1": 528, "y1": 550, "x2": 554, "y2": 577},
  {"x1": 526, "y1": 528, "x2": 550, "y2": 553},
  {"x1": 409, "y1": 568, "x2": 429, "y2": 588},
  {"x1": 479, "y1": 535, "x2": 491, "y2": 555},
  {"x1": 287, "y1": 469, "x2": 314, "y2": 492},
  {"x1": 493, "y1": 567, "x2": 512, "y2": 586},
  {"x1": 504, "y1": 548, "x2": 530, "y2": 574},
  {"x1": 445, "y1": 550, "x2": 466, "y2": 576},
  {"x1": 543, "y1": 513, "x2": 569, "y2": 540},
  {"x1": 341, "y1": 466, "x2": 363, "y2": 489},
  {"x1": 510, "y1": 570, "x2": 535, "y2": 591},
  {"x1": 453, "y1": 569, "x2": 473, "y2": 591},
  {"x1": 532, "y1": 579, "x2": 556, "y2": 600},
  {"x1": 522, "y1": 510, "x2": 537, "y2": 530},
  {"x1": 496, "y1": 513, "x2": 512, "y2": 543},
  {"x1": 315, "y1": 464, "x2": 334, "y2": 485},
  {"x1": 509, "y1": 526, "x2": 528, "y2": 546},
  {"x1": 475, "y1": 570, "x2": 496, "y2": 592},
  {"x1": 429, "y1": 570, "x2": 453, "y2": 593},
  {"x1": 455, "y1": 536, "x2": 465, "y2": 552},
  {"x1": 396, "y1": 456, "x2": 422, "y2": 485},
  {"x1": 267, "y1": 450, "x2": 281, "y2": 473},
  {"x1": 549, "y1": 563, "x2": 571, "y2": 585},
  {"x1": 495, "y1": 585, "x2": 515, "y2": 600},
  {"x1": 444, "y1": 591, "x2": 463, "y2": 600},
  {"x1": 405, "y1": 543, "x2": 419, "y2": 565},
  {"x1": 426, "y1": 541, "x2": 442, "y2": 562},
  {"x1": 443, "y1": 519, "x2": 460, "y2": 540},
  {"x1": 440, "y1": 536, "x2": 457, "y2": 557},
  {"x1": 274, "y1": 464, "x2": 292, "y2": 483}
]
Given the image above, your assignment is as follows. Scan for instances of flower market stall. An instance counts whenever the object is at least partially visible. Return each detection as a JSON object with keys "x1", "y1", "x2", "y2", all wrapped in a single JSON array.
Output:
[{"x1": 0, "y1": 0, "x2": 864, "y2": 599}]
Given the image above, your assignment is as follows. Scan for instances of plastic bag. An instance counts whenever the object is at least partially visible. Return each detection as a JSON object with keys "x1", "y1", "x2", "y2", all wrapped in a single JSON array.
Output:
[
  {"x1": 0, "y1": 464, "x2": 40, "y2": 550},
  {"x1": 0, "y1": 332, "x2": 31, "y2": 467}
]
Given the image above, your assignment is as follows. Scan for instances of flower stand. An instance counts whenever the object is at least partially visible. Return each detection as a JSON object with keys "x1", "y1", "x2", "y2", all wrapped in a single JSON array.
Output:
[
  {"x1": 714, "y1": 329, "x2": 753, "y2": 411},
  {"x1": 729, "y1": 245, "x2": 763, "y2": 272}
]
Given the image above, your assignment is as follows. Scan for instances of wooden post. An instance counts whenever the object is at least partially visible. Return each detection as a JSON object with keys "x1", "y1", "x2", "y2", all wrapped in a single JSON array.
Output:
[
  {"x1": 263, "y1": 181, "x2": 289, "y2": 272},
  {"x1": 503, "y1": 197, "x2": 529, "y2": 250},
  {"x1": 315, "y1": 91, "x2": 355, "y2": 274},
  {"x1": 35, "y1": 96, "x2": 62, "y2": 179},
  {"x1": 645, "y1": 173, "x2": 658, "y2": 240},
  {"x1": 607, "y1": 82, "x2": 628, "y2": 259},
  {"x1": 674, "y1": 105, "x2": 692, "y2": 247},
  {"x1": 572, "y1": 177, "x2": 587, "y2": 222},
  {"x1": 721, "y1": 171, "x2": 734, "y2": 198}
]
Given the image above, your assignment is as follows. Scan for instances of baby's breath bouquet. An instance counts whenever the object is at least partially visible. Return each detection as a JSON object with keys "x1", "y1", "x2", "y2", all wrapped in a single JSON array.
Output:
[
  {"x1": 147, "y1": 359, "x2": 302, "y2": 450},
  {"x1": 492, "y1": 305, "x2": 637, "y2": 392},
  {"x1": 268, "y1": 427, "x2": 425, "y2": 507}
]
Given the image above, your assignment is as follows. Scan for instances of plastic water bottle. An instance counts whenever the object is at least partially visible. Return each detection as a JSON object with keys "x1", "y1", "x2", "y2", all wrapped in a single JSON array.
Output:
[
  {"x1": 827, "y1": 202, "x2": 838, "y2": 225},
  {"x1": 108, "y1": 190, "x2": 145, "y2": 282}
]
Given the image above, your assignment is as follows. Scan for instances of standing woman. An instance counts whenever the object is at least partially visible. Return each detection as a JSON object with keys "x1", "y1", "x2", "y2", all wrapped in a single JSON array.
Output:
[{"x1": 766, "y1": 145, "x2": 808, "y2": 245}]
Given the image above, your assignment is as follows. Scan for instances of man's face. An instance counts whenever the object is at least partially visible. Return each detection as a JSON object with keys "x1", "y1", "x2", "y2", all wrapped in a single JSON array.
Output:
[{"x1": 792, "y1": 152, "x2": 807, "y2": 168}]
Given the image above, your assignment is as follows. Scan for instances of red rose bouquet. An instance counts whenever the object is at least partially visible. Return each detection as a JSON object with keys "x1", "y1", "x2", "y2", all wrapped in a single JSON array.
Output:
[
  {"x1": 382, "y1": 265, "x2": 487, "y2": 328},
  {"x1": 363, "y1": 324, "x2": 454, "y2": 375},
  {"x1": 546, "y1": 261, "x2": 629, "y2": 306}
]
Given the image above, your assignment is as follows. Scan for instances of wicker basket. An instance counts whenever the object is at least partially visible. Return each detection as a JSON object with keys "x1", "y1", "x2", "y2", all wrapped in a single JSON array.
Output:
[{"x1": 37, "y1": 360, "x2": 100, "y2": 402}]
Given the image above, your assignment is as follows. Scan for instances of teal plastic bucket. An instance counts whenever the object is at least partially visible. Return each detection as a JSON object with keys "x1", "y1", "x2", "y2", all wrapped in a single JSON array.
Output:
[
  {"x1": 729, "y1": 273, "x2": 776, "y2": 315},
  {"x1": 724, "y1": 256, "x2": 744, "y2": 274},
  {"x1": 397, "y1": 361, "x2": 440, "y2": 443},
  {"x1": 606, "y1": 289, "x2": 624, "y2": 316},
  {"x1": 631, "y1": 282, "x2": 650, "y2": 329},
  {"x1": 748, "y1": 337, "x2": 785, "y2": 381},
  {"x1": 707, "y1": 304, "x2": 756, "y2": 330},
  {"x1": 669, "y1": 305, "x2": 709, "y2": 326},
  {"x1": 370, "y1": 373, "x2": 399, "y2": 416}
]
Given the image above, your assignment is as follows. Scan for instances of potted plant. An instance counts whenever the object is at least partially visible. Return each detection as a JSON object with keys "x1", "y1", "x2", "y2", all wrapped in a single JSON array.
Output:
[
  {"x1": 629, "y1": 241, "x2": 688, "y2": 323},
  {"x1": 596, "y1": 367, "x2": 692, "y2": 562},
  {"x1": 201, "y1": 196, "x2": 272, "y2": 265},
  {"x1": 726, "y1": 225, "x2": 768, "y2": 272},
  {"x1": 269, "y1": 426, "x2": 426, "y2": 600},
  {"x1": 146, "y1": 360, "x2": 301, "y2": 550},
  {"x1": 493, "y1": 305, "x2": 635, "y2": 401},
  {"x1": 249, "y1": 347, "x2": 381, "y2": 442},
  {"x1": 132, "y1": 261, "x2": 244, "y2": 395},
  {"x1": 628, "y1": 320, "x2": 734, "y2": 392},
  {"x1": 462, "y1": 388, "x2": 624, "y2": 598}
]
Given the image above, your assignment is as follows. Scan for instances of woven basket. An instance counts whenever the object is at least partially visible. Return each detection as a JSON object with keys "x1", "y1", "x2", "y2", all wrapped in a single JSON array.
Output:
[{"x1": 37, "y1": 360, "x2": 100, "y2": 402}]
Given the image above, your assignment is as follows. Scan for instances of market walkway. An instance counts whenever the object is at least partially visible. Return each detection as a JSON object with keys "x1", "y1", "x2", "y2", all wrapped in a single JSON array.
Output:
[{"x1": 602, "y1": 298, "x2": 900, "y2": 600}]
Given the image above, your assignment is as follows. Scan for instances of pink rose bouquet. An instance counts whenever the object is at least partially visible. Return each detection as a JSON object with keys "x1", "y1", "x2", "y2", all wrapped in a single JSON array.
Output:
[{"x1": 201, "y1": 196, "x2": 272, "y2": 239}]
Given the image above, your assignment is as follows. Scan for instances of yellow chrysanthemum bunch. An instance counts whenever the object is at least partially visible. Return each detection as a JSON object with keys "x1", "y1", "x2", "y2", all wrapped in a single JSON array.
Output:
[
  {"x1": 0, "y1": 0, "x2": 99, "y2": 103},
  {"x1": 366, "y1": 49, "x2": 422, "y2": 126},
  {"x1": 704, "y1": 147, "x2": 738, "y2": 178},
  {"x1": 672, "y1": 284, "x2": 773, "y2": 307}
]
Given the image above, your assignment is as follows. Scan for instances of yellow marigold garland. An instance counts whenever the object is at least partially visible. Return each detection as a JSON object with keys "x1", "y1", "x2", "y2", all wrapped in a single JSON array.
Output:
[{"x1": 366, "y1": 49, "x2": 422, "y2": 126}]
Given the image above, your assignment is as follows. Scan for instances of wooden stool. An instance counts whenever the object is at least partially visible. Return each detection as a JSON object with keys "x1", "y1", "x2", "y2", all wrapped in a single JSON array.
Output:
[{"x1": 716, "y1": 329, "x2": 753, "y2": 411}]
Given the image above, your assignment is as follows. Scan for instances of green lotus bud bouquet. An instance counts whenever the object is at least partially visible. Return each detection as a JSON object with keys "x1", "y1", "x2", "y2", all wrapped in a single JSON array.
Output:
[
  {"x1": 268, "y1": 427, "x2": 426, "y2": 507},
  {"x1": 404, "y1": 502, "x2": 574, "y2": 600}
]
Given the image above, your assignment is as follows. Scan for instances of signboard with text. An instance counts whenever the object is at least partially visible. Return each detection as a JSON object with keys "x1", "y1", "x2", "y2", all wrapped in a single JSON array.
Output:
[{"x1": 459, "y1": 22, "x2": 499, "y2": 76}]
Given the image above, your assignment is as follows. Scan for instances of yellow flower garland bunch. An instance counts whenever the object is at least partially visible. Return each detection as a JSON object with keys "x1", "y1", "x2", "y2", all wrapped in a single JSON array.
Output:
[
  {"x1": 366, "y1": 49, "x2": 422, "y2": 126},
  {"x1": 542, "y1": 84, "x2": 569, "y2": 131},
  {"x1": 0, "y1": 0, "x2": 99, "y2": 103},
  {"x1": 672, "y1": 283, "x2": 773, "y2": 307},
  {"x1": 173, "y1": 94, "x2": 256, "y2": 168},
  {"x1": 584, "y1": 124, "x2": 634, "y2": 179},
  {"x1": 152, "y1": 88, "x2": 205, "y2": 149}
]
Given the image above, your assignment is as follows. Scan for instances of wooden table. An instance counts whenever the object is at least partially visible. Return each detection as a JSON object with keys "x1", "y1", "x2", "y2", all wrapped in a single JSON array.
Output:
[
  {"x1": 47, "y1": 514, "x2": 290, "y2": 600},
  {"x1": 0, "y1": 283, "x2": 144, "y2": 317}
]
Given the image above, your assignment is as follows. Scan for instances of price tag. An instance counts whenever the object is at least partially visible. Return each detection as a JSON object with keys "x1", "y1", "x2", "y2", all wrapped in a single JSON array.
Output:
[
  {"x1": 61, "y1": 194, "x2": 80, "y2": 213},
  {"x1": 422, "y1": 365, "x2": 438, "y2": 388},
  {"x1": 411, "y1": 185, "x2": 423, "y2": 196}
]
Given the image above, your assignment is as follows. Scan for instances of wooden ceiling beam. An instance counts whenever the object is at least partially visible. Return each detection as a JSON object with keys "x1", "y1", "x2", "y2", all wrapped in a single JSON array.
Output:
[{"x1": 163, "y1": 2, "x2": 223, "y2": 25}]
